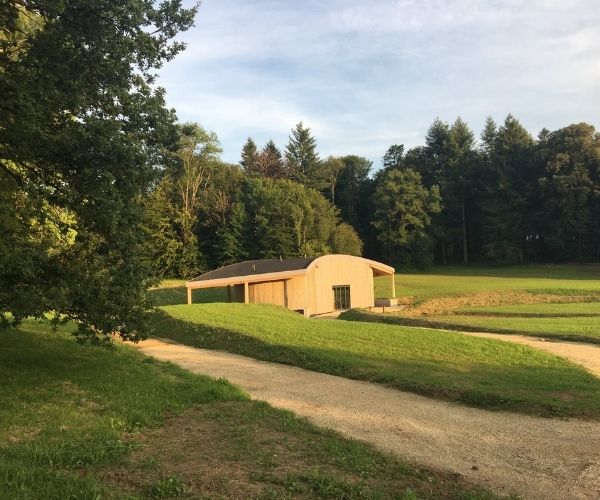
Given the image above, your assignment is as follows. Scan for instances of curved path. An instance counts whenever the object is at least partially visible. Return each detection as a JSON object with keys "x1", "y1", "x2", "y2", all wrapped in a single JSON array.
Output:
[
  {"x1": 134, "y1": 338, "x2": 600, "y2": 500},
  {"x1": 459, "y1": 331, "x2": 600, "y2": 378}
]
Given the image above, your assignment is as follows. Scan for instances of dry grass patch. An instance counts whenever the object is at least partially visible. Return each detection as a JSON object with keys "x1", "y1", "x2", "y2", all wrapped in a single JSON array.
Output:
[
  {"x1": 399, "y1": 291, "x2": 597, "y2": 316},
  {"x1": 104, "y1": 401, "x2": 496, "y2": 499}
]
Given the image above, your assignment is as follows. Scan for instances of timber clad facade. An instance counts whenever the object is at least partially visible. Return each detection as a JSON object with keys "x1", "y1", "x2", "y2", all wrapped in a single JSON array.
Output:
[{"x1": 186, "y1": 254, "x2": 395, "y2": 316}]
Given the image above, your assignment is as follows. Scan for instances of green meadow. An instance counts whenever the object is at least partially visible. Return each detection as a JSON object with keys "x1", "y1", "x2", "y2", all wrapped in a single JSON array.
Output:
[{"x1": 374, "y1": 264, "x2": 600, "y2": 301}]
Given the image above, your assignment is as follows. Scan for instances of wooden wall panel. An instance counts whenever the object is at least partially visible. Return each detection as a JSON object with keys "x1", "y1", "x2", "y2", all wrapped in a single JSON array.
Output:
[
  {"x1": 248, "y1": 280, "x2": 286, "y2": 306},
  {"x1": 284, "y1": 276, "x2": 308, "y2": 313},
  {"x1": 307, "y1": 255, "x2": 375, "y2": 315}
]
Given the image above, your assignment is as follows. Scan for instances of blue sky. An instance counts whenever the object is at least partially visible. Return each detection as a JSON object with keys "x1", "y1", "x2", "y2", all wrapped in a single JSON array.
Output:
[{"x1": 158, "y1": 0, "x2": 600, "y2": 168}]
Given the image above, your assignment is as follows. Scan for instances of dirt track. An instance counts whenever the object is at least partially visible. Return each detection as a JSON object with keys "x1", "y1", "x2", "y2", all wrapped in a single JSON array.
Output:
[{"x1": 135, "y1": 338, "x2": 600, "y2": 500}]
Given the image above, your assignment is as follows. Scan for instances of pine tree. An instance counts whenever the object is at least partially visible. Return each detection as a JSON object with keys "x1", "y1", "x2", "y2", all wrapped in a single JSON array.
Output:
[
  {"x1": 382, "y1": 144, "x2": 405, "y2": 171},
  {"x1": 445, "y1": 117, "x2": 477, "y2": 264},
  {"x1": 537, "y1": 123, "x2": 600, "y2": 261},
  {"x1": 214, "y1": 202, "x2": 248, "y2": 265},
  {"x1": 480, "y1": 114, "x2": 535, "y2": 263},
  {"x1": 240, "y1": 138, "x2": 259, "y2": 173},
  {"x1": 480, "y1": 116, "x2": 498, "y2": 154},
  {"x1": 285, "y1": 122, "x2": 321, "y2": 188},
  {"x1": 258, "y1": 140, "x2": 285, "y2": 178}
]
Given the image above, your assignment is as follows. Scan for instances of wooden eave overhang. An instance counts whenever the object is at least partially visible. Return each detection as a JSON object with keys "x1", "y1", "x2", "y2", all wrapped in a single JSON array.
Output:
[{"x1": 186, "y1": 268, "x2": 307, "y2": 289}]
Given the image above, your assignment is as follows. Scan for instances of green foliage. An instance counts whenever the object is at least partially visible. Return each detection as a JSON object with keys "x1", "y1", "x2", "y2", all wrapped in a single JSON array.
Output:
[
  {"x1": 536, "y1": 123, "x2": 600, "y2": 261},
  {"x1": 258, "y1": 139, "x2": 286, "y2": 178},
  {"x1": 372, "y1": 169, "x2": 441, "y2": 268},
  {"x1": 213, "y1": 201, "x2": 249, "y2": 265},
  {"x1": 240, "y1": 137, "x2": 259, "y2": 172},
  {"x1": 330, "y1": 223, "x2": 363, "y2": 256},
  {"x1": 285, "y1": 122, "x2": 322, "y2": 188},
  {"x1": 480, "y1": 115, "x2": 535, "y2": 264},
  {"x1": 144, "y1": 124, "x2": 225, "y2": 278},
  {"x1": 0, "y1": 0, "x2": 197, "y2": 340},
  {"x1": 243, "y1": 177, "x2": 348, "y2": 258}
]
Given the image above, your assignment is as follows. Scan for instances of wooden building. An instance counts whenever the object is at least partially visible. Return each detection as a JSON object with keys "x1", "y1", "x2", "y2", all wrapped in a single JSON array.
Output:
[{"x1": 185, "y1": 254, "x2": 395, "y2": 316}]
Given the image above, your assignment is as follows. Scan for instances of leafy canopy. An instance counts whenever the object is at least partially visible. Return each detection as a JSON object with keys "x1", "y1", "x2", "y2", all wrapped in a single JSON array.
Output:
[{"x1": 0, "y1": 0, "x2": 197, "y2": 341}]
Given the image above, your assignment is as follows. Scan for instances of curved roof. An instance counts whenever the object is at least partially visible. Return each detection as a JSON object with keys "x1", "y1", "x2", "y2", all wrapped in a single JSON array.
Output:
[
  {"x1": 189, "y1": 257, "x2": 316, "y2": 282},
  {"x1": 186, "y1": 255, "x2": 394, "y2": 289}
]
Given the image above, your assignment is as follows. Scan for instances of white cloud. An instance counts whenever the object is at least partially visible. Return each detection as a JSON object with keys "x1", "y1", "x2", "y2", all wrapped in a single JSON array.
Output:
[{"x1": 160, "y1": 0, "x2": 600, "y2": 167}]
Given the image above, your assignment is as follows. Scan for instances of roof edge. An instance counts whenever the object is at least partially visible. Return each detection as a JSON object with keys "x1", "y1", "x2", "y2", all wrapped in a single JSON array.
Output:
[{"x1": 186, "y1": 268, "x2": 307, "y2": 289}]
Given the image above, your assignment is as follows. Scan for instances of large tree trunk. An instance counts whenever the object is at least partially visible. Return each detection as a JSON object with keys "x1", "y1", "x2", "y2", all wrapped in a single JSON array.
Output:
[
  {"x1": 441, "y1": 241, "x2": 447, "y2": 265},
  {"x1": 461, "y1": 200, "x2": 469, "y2": 265}
]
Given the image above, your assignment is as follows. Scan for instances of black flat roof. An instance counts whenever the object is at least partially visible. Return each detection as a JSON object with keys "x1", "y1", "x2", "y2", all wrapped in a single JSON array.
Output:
[{"x1": 189, "y1": 257, "x2": 317, "y2": 282}]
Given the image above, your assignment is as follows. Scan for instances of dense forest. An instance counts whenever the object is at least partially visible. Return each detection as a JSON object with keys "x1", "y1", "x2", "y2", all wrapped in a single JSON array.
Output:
[
  {"x1": 147, "y1": 117, "x2": 600, "y2": 278},
  {"x1": 1, "y1": 1, "x2": 599, "y2": 340}
]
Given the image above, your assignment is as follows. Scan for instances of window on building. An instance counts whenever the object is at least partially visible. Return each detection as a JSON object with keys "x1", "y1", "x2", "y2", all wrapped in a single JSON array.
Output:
[{"x1": 332, "y1": 285, "x2": 351, "y2": 310}]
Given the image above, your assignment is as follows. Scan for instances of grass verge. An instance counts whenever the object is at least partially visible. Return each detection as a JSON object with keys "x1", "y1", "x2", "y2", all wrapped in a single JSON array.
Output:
[
  {"x1": 345, "y1": 308, "x2": 600, "y2": 344},
  {"x1": 0, "y1": 319, "x2": 244, "y2": 498},
  {"x1": 153, "y1": 303, "x2": 600, "y2": 418},
  {"x1": 1, "y1": 319, "x2": 496, "y2": 499}
]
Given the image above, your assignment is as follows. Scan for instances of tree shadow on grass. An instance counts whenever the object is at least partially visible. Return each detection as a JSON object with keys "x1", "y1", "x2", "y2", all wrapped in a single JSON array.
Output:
[
  {"x1": 148, "y1": 310, "x2": 600, "y2": 419},
  {"x1": 149, "y1": 287, "x2": 230, "y2": 307}
]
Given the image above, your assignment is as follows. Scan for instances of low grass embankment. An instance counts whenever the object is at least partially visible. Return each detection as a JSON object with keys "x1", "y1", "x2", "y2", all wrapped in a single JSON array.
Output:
[
  {"x1": 458, "y1": 302, "x2": 600, "y2": 317},
  {"x1": 1, "y1": 320, "x2": 494, "y2": 499},
  {"x1": 153, "y1": 303, "x2": 600, "y2": 419}
]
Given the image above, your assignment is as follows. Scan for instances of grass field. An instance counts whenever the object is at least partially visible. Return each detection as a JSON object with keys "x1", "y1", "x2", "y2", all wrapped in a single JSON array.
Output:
[
  {"x1": 1, "y1": 320, "x2": 496, "y2": 499},
  {"x1": 369, "y1": 264, "x2": 600, "y2": 343},
  {"x1": 374, "y1": 264, "x2": 600, "y2": 301},
  {"x1": 152, "y1": 303, "x2": 600, "y2": 418},
  {"x1": 388, "y1": 314, "x2": 600, "y2": 343}
]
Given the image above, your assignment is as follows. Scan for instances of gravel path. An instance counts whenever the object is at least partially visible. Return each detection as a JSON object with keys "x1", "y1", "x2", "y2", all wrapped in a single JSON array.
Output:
[{"x1": 135, "y1": 338, "x2": 600, "y2": 500}]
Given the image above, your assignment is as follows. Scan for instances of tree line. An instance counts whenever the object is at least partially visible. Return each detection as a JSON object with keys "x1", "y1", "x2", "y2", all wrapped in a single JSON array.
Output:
[
  {"x1": 144, "y1": 122, "x2": 363, "y2": 279},
  {"x1": 147, "y1": 116, "x2": 600, "y2": 278},
  {"x1": 374, "y1": 116, "x2": 600, "y2": 267}
]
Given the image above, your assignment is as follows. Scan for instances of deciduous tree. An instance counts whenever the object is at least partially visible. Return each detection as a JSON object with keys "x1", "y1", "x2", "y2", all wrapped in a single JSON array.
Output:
[{"x1": 0, "y1": 0, "x2": 197, "y2": 341}]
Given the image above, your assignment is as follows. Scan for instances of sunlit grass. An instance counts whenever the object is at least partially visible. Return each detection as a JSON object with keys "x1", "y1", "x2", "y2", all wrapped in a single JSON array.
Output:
[
  {"x1": 154, "y1": 303, "x2": 600, "y2": 418},
  {"x1": 374, "y1": 264, "x2": 600, "y2": 301}
]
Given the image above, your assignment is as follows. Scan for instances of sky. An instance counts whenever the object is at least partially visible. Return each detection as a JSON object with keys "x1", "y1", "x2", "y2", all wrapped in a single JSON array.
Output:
[{"x1": 158, "y1": 0, "x2": 600, "y2": 168}]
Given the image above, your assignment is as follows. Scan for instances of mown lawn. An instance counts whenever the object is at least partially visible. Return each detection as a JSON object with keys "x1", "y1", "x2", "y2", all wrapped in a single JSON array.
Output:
[
  {"x1": 0, "y1": 320, "x2": 495, "y2": 499},
  {"x1": 154, "y1": 303, "x2": 600, "y2": 418},
  {"x1": 384, "y1": 313, "x2": 600, "y2": 343},
  {"x1": 374, "y1": 264, "x2": 600, "y2": 301}
]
